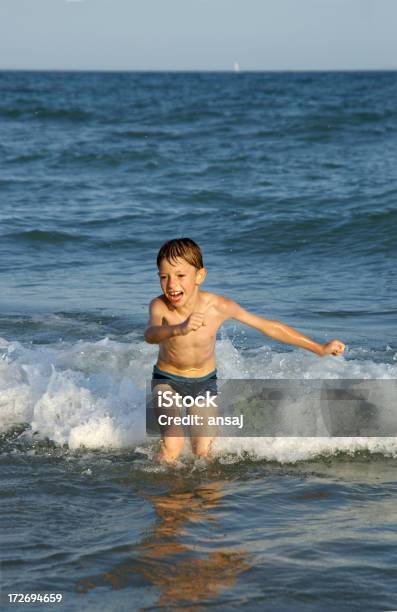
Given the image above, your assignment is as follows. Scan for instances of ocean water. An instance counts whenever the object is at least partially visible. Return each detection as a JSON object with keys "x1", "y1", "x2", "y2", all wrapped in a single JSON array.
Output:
[{"x1": 1, "y1": 70, "x2": 397, "y2": 611}]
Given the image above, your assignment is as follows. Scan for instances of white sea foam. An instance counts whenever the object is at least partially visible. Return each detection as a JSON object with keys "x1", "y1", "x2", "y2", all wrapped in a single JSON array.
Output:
[{"x1": 1, "y1": 335, "x2": 397, "y2": 461}]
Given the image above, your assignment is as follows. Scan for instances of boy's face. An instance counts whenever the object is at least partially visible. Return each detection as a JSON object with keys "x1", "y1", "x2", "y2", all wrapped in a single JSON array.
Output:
[{"x1": 158, "y1": 257, "x2": 205, "y2": 308}]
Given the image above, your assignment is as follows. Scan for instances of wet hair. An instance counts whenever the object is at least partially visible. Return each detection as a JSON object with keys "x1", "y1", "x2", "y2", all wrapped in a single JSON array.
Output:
[{"x1": 157, "y1": 238, "x2": 204, "y2": 270}]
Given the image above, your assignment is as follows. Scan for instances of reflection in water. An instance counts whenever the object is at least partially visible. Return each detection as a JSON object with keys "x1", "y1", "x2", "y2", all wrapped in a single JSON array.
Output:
[{"x1": 76, "y1": 481, "x2": 249, "y2": 607}]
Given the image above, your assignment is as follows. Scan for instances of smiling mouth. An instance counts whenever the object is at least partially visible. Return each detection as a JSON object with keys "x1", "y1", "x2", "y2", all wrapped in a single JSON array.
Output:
[{"x1": 168, "y1": 291, "x2": 183, "y2": 302}]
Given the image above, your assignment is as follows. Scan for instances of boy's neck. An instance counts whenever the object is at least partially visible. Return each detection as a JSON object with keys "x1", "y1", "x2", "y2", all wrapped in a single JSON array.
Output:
[{"x1": 173, "y1": 288, "x2": 201, "y2": 317}]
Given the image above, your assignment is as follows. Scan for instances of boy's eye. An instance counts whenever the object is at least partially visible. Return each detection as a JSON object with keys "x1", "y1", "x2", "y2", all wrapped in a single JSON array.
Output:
[{"x1": 178, "y1": 274, "x2": 185, "y2": 278}]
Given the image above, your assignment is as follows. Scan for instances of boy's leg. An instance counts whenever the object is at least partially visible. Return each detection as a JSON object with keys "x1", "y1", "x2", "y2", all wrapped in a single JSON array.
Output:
[
  {"x1": 152, "y1": 382, "x2": 185, "y2": 463},
  {"x1": 191, "y1": 434, "x2": 215, "y2": 458},
  {"x1": 189, "y1": 395, "x2": 218, "y2": 459}
]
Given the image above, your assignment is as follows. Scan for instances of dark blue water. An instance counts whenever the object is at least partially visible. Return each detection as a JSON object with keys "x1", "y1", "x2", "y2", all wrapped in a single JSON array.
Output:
[{"x1": 1, "y1": 71, "x2": 397, "y2": 611}]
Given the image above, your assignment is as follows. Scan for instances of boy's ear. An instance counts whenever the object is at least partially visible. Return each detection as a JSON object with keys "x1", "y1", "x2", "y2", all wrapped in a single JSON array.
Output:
[{"x1": 196, "y1": 267, "x2": 207, "y2": 285}]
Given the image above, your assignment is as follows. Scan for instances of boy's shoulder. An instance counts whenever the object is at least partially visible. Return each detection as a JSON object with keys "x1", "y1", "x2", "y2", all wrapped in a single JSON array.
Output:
[
  {"x1": 149, "y1": 295, "x2": 169, "y2": 312},
  {"x1": 199, "y1": 291, "x2": 237, "y2": 316}
]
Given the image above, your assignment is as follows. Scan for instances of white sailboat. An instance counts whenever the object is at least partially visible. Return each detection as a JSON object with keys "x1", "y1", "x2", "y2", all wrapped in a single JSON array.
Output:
[{"x1": 233, "y1": 61, "x2": 240, "y2": 73}]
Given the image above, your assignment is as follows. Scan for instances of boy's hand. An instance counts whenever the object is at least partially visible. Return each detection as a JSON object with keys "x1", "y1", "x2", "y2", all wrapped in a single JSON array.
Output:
[
  {"x1": 321, "y1": 339, "x2": 345, "y2": 357},
  {"x1": 179, "y1": 312, "x2": 207, "y2": 335}
]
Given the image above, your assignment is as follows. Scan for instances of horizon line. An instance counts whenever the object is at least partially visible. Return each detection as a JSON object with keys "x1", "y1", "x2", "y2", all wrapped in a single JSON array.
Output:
[{"x1": 0, "y1": 67, "x2": 396, "y2": 74}]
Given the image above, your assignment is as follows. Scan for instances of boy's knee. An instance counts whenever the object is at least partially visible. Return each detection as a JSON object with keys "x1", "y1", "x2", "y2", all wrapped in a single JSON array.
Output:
[
  {"x1": 162, "y1": 436, "x2": 184, "y2": 451},
  {"x1": 192, "y1": 437, "x2": 213, "y2": 458},
  {"x1": 158, "y1": 436, "x2": 185, "y2": 462}
]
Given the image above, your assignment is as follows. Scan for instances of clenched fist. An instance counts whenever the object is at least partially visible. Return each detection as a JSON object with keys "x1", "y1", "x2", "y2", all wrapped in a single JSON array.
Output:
[
  {"x1": 179, "y1": 312, "x2": 207, "y2": 335},
  {"x1": 321, "y1": 339, "x2": 345, "y2": 356}
]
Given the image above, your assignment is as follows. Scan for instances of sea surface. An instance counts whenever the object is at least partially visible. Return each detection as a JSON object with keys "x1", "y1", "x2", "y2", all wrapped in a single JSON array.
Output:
[{"x1": 1, "y1": 70, "x2": 397, "y2": 611}]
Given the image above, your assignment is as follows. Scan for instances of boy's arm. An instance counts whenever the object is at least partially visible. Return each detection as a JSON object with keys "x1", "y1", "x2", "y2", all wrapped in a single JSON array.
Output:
[
  {"x1": 220, "y1": 298, "x2": 345, "y2": 357},
  {"x1": 144, "y1": 299, "x2": 207, "y2": 344},
  {"x1": 144, "y1": 298, "x2": 180, "y2": 344}
]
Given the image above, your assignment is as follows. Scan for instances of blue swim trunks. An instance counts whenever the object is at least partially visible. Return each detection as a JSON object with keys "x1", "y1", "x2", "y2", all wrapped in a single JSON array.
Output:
[
  {"x1": 151, "y1": 365, "x2": 218, "y2": 398},
  {"x1": 150, "y1": 366, "x2": 218, "y2": 436}
]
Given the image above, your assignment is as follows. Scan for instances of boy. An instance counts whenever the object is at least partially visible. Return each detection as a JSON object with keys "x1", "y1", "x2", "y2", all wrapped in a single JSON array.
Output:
[{"x1": 145, "y1": 238, "x2": 345, "y2": 463}]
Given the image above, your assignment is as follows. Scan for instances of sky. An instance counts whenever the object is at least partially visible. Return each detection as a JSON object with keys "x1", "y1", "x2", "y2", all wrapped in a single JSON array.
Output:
[{"x1": 0, "y1": 0, "x2": 396, "y2": 71}]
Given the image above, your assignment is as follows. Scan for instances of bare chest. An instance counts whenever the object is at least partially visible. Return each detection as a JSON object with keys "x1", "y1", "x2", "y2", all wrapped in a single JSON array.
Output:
[{"x1": 163, "y1": 311, "x2": 220, "y2": 348}]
